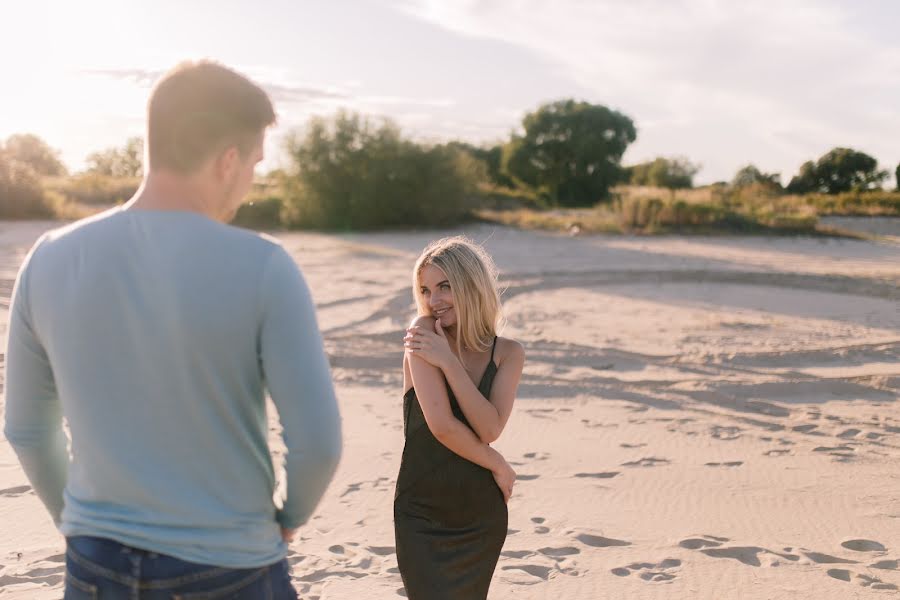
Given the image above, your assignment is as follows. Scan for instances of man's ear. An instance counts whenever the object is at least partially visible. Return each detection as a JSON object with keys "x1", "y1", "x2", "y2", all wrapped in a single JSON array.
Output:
[{"x1": 214, "y1": 146, "x2": 241, "y2": 181}]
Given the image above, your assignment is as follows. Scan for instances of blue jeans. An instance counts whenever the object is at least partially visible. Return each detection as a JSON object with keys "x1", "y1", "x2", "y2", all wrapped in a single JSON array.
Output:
[{"x1": 64, "y1": 536, "x2": 298, "y2": 599}]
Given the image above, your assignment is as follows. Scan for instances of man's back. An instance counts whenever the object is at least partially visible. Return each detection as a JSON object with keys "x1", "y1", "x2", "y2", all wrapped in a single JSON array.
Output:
[{"x1": 5, "y1": 208, "x2": 341, "y2": 568}]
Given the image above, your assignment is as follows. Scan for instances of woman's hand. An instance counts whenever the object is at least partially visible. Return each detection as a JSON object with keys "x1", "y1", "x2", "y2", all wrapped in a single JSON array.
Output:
[
  {"x1": 490, "y1": 451, "x2": 516, "y2": 504},
  {"x1": 404, "y1": 319, "x2": 456, "y2": 370}
]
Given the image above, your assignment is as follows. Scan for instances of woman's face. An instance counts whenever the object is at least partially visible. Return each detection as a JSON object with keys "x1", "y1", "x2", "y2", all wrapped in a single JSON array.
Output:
[{"x1": 419, "y1": 264, "x2": 457, "y2": 327}]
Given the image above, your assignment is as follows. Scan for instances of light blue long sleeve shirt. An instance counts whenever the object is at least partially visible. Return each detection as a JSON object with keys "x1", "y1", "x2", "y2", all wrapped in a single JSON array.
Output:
[{"x1": 3, "y1": 208, "x2": 342, "y2": 568}]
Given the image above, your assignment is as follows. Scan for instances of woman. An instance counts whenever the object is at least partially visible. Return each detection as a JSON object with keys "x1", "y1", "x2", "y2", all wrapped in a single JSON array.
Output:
[{"x1": 395, "y1": 236, "x2": 525, "y2": 599}]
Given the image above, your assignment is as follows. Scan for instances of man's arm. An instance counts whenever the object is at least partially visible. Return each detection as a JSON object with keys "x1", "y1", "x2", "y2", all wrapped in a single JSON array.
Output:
[
  {"x1": 3, "y1": 243, "x2": 68, "y2": 525},
  {"x1": 259, "y1": 247, "x2": 342, "y2": 531}
]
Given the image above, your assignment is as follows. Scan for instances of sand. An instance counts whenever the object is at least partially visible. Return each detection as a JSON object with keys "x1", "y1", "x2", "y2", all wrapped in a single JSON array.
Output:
[{"x1": 1, "y1": 221, "x2": 898, "y2": 599}]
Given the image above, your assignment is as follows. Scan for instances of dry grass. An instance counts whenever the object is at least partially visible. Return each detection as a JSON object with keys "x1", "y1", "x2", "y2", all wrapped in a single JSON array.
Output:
[{"x1": 475, "y1": 184, "x2": 900, "y2": 236}]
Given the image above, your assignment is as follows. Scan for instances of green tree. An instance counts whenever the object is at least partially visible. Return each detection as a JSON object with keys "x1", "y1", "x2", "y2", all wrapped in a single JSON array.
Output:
[
  {"x1": 787, "y1": 148, "x2": 887, "y2": 194},
  {"x1": 895, "y1": 162, "x2": 899, "y2": 192},
  {"x1": 786, "y1": 160, "x2": 817, "y2": 194},
  {"x1": 282, "y1": 111, "x2": 484, "y2": 229},
  {"x1": 0, "y1": 148, "x2": 52, "y2": 218},
  {"x1": 629, "y1": 156, "x2": 701, "y2": 189},
  {"x1": 504, "y1": 99, "x2": 636, "y2": 206},
  {"x1": 86, "y1": 137, "x2": 144, "y2": 178},
  {"x1": 447, "y1": 141, "x2": 513, "y2": 188},
  {"x1": 731, "y1": 164, "x2": 781, "y2": 188},
  {"x1": 3, "y1": 133, "x2": 67, "y2": 176}
]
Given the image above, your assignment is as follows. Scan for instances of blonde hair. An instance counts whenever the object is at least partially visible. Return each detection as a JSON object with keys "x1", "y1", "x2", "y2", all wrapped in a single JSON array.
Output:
[{"x1": 413, "y1": 236, "x2": 503, "y2": 356}]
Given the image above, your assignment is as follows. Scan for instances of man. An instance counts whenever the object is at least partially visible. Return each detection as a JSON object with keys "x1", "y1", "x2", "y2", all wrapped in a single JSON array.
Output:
[{"x1": 4, "y1": 61, "x2": 342, "y2": 599}]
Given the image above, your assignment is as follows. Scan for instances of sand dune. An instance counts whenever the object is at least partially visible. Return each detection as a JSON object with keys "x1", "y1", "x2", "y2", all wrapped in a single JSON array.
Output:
[{"x1": 1, "y1": 221, "x2": 898, "y2": 598}]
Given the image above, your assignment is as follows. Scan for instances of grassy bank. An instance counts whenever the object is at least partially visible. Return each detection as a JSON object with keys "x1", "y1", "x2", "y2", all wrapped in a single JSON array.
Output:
[
  {"x1": 475, "y1": 185, "x2": 900, "y2": 236},
  {"x1": 6, "y1": 177, "x2": 899, "y2": 238}
]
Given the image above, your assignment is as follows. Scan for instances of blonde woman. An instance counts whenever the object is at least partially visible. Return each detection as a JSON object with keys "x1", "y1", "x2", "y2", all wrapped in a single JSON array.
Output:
[{"x1": 395, "y1": 236, "x2": 525, "y2": 599}]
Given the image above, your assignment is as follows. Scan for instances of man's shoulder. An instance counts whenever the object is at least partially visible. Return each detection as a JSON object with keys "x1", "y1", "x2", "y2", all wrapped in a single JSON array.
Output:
[
  {"x1": 216, "y1": 223, "x2": 284, "y2": 253},
  {"x1": 40, "y1": 207, "x2": 123, "y2": 244}
]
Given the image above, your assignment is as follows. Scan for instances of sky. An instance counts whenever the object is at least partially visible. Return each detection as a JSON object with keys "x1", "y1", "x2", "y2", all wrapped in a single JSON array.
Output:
[{"x1": 1, "y1": 0, "x2": 898, "y2": 185}]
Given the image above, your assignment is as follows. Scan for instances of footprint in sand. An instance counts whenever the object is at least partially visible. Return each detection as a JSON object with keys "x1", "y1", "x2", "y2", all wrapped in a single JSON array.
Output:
[
  {"x1": 530, "y1": 517, "x2": 550, "y2": 534},
  {"x1": 0, "y1": 563, "x2": 65, "y2": 588},
  {"x1": 502, "y1": 550, "x2": 534, "y2": 559},
  {"x1": 841, "y1": 539, "x2": 887, "y2": 553},
  {"x1": 621, "y1": 457, "x2": 669, "y2": 468},
  {"x1": 620, "y1": 442, "x2": 647, "y2": 449},
  {"x1": 501, "y1": 563, "x2": 553, "y2": 581},
  {"x1": 792, "y1": 424, "x2": 821, "y2": 434},
  {"x1": 611, "y1": 558, "x2": 680, "y2": 583},
  {"x1": 581, "y1": 419, "x2": 616, "y2": 429},
  {"x1": 575, "y1": 472, "x2": 620, "y2": 479},
  {"x1": 680, "y1": 536, "x2": 800, "y2": 567},
  {"x1": 295, "y1": 566, "x2": 367, "y2": 583},
  {"x1": 704, "y1": 461, "x2": 743, "y2": 468},
  {"x1": 539, "y1": 546, "x2": 580, "y2": 558},
  {"x1": 340, "y1": 477, "x2": 393, "y2": 499},
  {"x1": 522, "y1": 452, "x2": 550, "y2": 461},
  {"x1": 764, "y1": 448, "x2": 792, "y2": 457},
  {"x1": 287, "y1": 553, "x2": 306, "y2": 566},
  {"x1": 0, "y1": 485, "x2": 32, "y2": 498},
  {"x1": 870, "y1": 559, "x2": 899, "y2": 570},
  {"x1": 837, "y1": 428, "x2": 861, "y2": 439},
  {"x1": 679, "y1": 535, "x2": 729, "y2": 550},
  {"x1": 827, "y1": 569, "x2": 898, "y2": 591},
  {"x1": 328, "y1": 544, "x2": 355, "y2": 557},
  {"x1": 700, "y1": 546, "x2": 800, "y2": 567},
  {"x1": 525, "y1": 408, "x2": 558, "y2": 421},
  {"x1": 512, "y1": 452, "x2": 550, "y2": 467},
  {"x1": 516, "y1": 474, "x2": 540, "y2": 481},
  {"x1": 799, "y1": 550, "x2": 856, "y2": 565},
  {"x1": 812, "y1": 445, "x2": 857, "y2": 462},
  {"x1": 575, "y1": 533, "x2": 631, "y2": 548},
  {"x1": 710, "y1": 426, "x2": 742, "y2": 441},
  {"x1": 340, "y1": 483, "x2": 363, "y2": 498}
]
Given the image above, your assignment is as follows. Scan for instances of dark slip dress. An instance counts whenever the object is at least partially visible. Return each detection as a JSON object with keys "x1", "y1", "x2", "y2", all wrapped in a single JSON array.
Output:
[{"x1": 394, "y1": 336, "x2": 508, "y2": 600}]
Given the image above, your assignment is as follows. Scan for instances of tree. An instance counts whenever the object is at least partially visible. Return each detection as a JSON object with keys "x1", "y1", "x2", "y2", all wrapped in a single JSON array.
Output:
[
  {"x1": 731, "y1": 164, "x2": 781, "y2": 188},
  {"x1": 3, "y1": 133, "x2": 67, "y2": 176},
  {"x1": 447, "y1": 141, "x2": 514, "y2": 188},
  {"x1": 629, "y1": 156, "x2": 701, "y2": 189},
  {"x1": 86, "y1": 137, "x2": 144, "y2": 178},
  {"x1": 282, "y1": 111, "x2": 484, "y2": 229},
  {"x1": 786, "y1": 161, "x2": 817, "y2": 194},
  {"x1": 895, "y1": 162, "x2": 899, "y2": 192},
  {"x1": 787, "y1": 148, "x2": 887, "y2": 194},
  {"x1": 504, "y1": 99, "x2": 636, "y2": 206},
  {"x1": 0, "y1": 148, "x2": 52, "y2": 217}
]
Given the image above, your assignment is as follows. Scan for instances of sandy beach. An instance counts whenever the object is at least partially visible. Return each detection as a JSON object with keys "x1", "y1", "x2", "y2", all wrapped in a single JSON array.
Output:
[{"x1": 1, "y1": 221, "x2": 898, "y2": 599}]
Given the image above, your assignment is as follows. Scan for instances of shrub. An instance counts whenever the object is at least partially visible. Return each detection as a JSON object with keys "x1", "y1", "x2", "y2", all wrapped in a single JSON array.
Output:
[
  {"x1": 281, "y1": 112, "x2": 485, "y2": 229},
  {"x1": 0, "y1": 153, "x2": 53, "y2": 218},
  {"x1": 47, "y1": 173, "x2": 140, "y2": 206}
]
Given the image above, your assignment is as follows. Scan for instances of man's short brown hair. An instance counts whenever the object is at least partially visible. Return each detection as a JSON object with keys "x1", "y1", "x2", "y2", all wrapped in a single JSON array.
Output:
[{"x1": 147, "y1": 61, "x2": 276, "y2": 174}]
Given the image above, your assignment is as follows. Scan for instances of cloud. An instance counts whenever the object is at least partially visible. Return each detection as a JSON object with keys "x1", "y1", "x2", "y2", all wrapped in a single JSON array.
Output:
[
  {"x1": 396, "y1": 0, "x2": 900, "y2": 181},
  {"x1": 262, "y1": 82, "x2": 347, "y2": 104},
  {"x1": 84, "y1": 68, "x2": 165, "y2": 87}
]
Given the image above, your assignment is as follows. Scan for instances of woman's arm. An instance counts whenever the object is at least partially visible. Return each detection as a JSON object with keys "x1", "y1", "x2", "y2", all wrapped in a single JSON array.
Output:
[
  {"x1": 404, "y1": 317, "x2": 516, "y2": 501},
  {"x1": 440, "y1": 339, "x2": 524, "y2": 444},
  {"x1": 405, "y1": 318, "x2": 525, "y2": 444}
]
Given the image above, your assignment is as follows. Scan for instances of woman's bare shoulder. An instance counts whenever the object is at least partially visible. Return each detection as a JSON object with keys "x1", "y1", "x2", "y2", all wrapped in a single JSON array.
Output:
[
  {"x1": 409, "y1": 314, "x2": 436, "y2": 328},
  {"x1": 495, "y1": 336, "x2": 525, "y2": 364}
]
